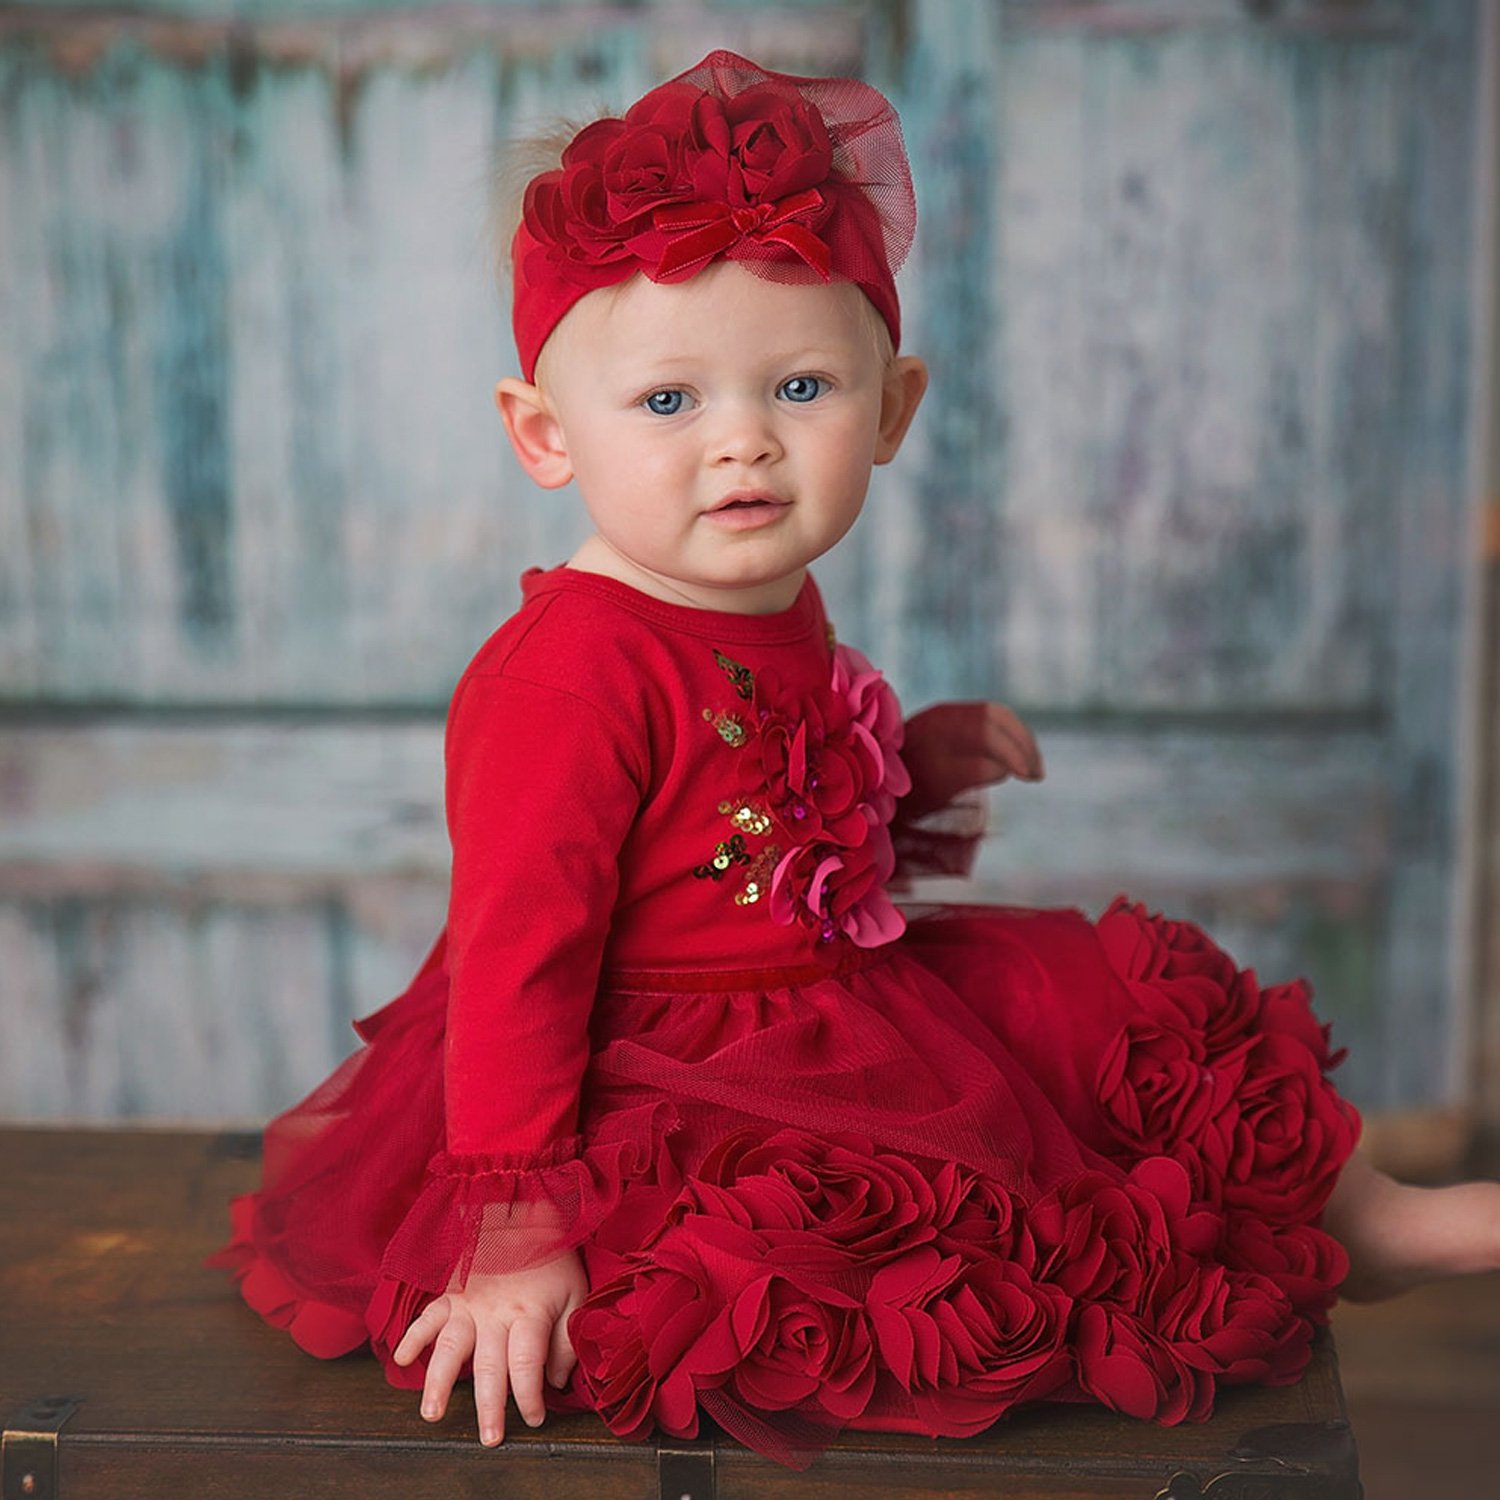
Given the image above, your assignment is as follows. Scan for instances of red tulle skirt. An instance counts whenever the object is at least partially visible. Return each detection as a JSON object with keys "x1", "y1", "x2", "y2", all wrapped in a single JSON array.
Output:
[{"x1": 209, "y1": 898, "x2": 1361, "y2": 1469}]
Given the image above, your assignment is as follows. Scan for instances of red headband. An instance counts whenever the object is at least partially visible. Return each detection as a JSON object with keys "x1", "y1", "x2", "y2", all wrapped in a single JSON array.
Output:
[{"x1": 511, "y1": 50, "x2": 915, "y2": 381}]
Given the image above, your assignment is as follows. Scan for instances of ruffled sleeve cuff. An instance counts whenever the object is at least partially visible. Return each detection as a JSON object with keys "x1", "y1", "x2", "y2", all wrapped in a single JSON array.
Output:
[
  {"x1": 888, "y1": 787, "x2": 988, "y2": 885},
  {"x1": 363, "y1": 1098, "x2": 675, "y2": 1386},
  {"x1": 379, "y1": 1103, "x2": 670, "y2": 1292},
  {"x1": 364, "y1": 1100, "x2": 675, "y2": 1376}
]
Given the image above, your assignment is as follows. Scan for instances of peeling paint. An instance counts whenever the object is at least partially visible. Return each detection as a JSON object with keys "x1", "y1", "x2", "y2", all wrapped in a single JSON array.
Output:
[{"x1": 0, "y1": 0, "x2": 1482, "y2": 1121}]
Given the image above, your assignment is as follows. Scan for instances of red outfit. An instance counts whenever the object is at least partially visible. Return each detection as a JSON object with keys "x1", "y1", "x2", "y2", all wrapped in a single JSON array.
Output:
[{"x1": 212, "y1": 566, "x2": 1361, "y2": 1469}]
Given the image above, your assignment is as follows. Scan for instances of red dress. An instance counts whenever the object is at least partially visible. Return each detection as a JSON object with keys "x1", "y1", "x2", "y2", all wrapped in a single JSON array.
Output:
[{"x1": 211, "y1": 565, "x2": 1361, "y2": 1469}]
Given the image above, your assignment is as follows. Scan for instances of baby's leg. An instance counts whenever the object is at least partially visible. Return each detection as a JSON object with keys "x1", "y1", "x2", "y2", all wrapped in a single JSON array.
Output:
[{"x1": 1322, "y1": 1148, "x2": 1500, "y2": 1302}]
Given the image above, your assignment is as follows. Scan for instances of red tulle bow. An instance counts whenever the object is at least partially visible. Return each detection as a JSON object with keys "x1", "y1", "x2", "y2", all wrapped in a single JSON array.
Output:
[{"x1": 650, "y1": 190, "x2": 833, "y2": 279}]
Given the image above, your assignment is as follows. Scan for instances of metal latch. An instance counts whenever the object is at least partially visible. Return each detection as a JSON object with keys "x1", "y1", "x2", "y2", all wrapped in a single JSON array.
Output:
[
  {"x1": 3, "y1": 1397, "x2": 80, "y2": 1500},
  {"x1": 658, "y1": 1443, "x2": 715, "y2": 1500}
]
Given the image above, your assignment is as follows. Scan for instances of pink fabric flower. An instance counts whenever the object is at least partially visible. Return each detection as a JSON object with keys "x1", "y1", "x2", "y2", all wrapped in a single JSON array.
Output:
[
  {"x1": 768, "y1": 819, "x2": 905, "y2": 947},
  {"x1": 752, "y1": 671, "x2": 874, "y2": 848},
  {"x1": 830, "y1": 643, "x2": 912, "y2": 823},
  {"x1": 750, "y1": 645, "x2": 911, "y2": 948}
]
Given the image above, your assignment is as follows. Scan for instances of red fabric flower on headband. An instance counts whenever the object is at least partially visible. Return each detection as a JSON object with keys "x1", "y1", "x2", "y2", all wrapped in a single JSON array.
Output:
[{"x1": 511, "y1": 51, "x2": 915, "y2": 380}]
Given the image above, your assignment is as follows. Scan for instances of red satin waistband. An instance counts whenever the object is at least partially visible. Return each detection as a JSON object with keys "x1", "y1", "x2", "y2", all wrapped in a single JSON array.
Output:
[{"x1": 601, "y1": 943, "x2": 893, "y2": 994}]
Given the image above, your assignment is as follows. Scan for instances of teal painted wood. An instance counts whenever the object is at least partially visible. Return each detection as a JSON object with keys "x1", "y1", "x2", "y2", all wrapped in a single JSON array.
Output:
[
  {"x1": 0, "y1": 886, "x2": 450, "y2": 1121},
  {"x1": 1, "y1": 0, "x2": 1461, "y2": 712},
  {"x1": 1477, "y1": 0, "x2": 1500, "y2": 1141},
  {"x1": 993, "y1": 22, "x2": 1409, "y2": 713},
  {"x1": 1379, "y1": 0, "x2": 1482, "y2": 1109},
  {"x1": 0, "y1": 6, "x2": 869, "y2": 704},
  {"x1": 0, "y1": 0, "x2": 1485, "y2": 1119},
  {"x1": 870, "y1": 0, "x2": 1008, "y2": 702},
  {"x1": 0, "y1": 715, "x2": 1390, "y2": 1119}
]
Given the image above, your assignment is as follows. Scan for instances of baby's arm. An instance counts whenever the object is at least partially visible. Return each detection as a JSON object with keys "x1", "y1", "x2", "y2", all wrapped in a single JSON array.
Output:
[
  {"x1": 405, "y1": 663, "x2": 644, "y2": 1441},
  {"x1": 900, "y1": 700, "x2": 1045, "y2": 821},
  {"x1": 392, "y1": 1248, "x2": 589, "y2": 1445}
]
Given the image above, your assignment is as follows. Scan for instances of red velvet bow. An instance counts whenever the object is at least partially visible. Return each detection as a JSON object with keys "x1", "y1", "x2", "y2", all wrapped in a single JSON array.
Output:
[{"x1": 649, "y1": 189, "x2": 832, "y2": 280}]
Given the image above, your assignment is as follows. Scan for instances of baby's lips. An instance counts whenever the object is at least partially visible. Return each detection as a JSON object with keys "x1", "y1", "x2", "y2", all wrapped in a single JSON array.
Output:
[{"x1": 708, "y1": 489, "x2": 790, "y2": 512}]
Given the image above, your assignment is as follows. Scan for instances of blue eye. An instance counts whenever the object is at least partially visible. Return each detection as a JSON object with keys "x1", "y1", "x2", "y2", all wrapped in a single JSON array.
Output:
[
  {"x1": 644, "y1": 389, "x2": 687, "y2": 416},
  {"x1": 778, "y1": 375, "x2": 824, "y2": 404}
]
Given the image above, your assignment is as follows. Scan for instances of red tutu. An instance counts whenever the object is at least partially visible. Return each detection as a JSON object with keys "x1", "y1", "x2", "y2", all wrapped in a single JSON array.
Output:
[{"x1": 210, "y1": 897, "x2": 1359, "y2": 1470}]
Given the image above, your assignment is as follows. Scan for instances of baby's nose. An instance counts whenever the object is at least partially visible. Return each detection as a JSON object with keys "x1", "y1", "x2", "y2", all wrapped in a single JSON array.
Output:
[{"x1": 710, "y1": 402, "x2": 783, "y2": 466}]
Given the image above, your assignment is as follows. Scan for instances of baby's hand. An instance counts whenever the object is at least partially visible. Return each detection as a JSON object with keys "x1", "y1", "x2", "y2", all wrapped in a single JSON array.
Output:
[
  {"x1": 392, "y1": 1247, "x2": 589, "y2": 1446},
  {"x1": 901, "y1": 700, "x2": 1044, "y2": 821}
]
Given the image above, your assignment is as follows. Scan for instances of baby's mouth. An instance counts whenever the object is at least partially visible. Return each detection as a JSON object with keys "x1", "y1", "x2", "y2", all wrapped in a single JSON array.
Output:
[{"x1": 708, "y1": 492, "x2": 789, "y2": 514}]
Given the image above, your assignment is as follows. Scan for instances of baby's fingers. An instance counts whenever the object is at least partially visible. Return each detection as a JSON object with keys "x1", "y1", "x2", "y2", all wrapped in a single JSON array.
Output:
[
  {"x1": 471, "y1": 1320, "x2": 510, "y2": 1446},
  {"x1": 547, "y1": 1301, "x2": 579, "y2": 1390},
  {"x1": 392, "y1": 1295, "x2": 449, "y2": 1366},
  {"x1": 506, "y1": 1315, "x2": 554, "y2": 1430},
  {"x1": 984, "y1": 703, "x2": 1044, "y2": 779},
  {"x1": 421, "y1": 1304, "x2": 476, "y2": 1424}
]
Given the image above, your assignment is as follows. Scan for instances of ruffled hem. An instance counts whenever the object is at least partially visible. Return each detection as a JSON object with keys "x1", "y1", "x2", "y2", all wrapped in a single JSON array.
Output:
[
  {"x1": 213, "y1": 893, "x2": 1360, "y2": 1473},
  {"x1": 207, "y1": 1195, "x2": 371, "y2": 1359}
]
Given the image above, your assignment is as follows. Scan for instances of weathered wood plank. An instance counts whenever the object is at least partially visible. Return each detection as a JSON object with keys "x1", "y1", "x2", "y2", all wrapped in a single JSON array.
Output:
[
  {"x1": 0, "y1": 2, "x2": 1483, "y2": 1127},
  {"x1": 0, "y1": 1128, "x2": 1361, "y2": 1498},
  {"x1": 0, "y1": 886, "x2": 448, "y2": 1123},
  {"x1": 0, "y1": 2, "x2": 1466, "y2": 714},
  {"x1": 1005, "y1": 0, "x2": 1411, "y2": 35},
  {"x1": 0, "y1": 716, "x2": 1390, "y2": 1120},
  {"x1": 995, "y1": 20, "x2": 1405, "y2": 711},
  {"x1": 1476, "y1": 0, "x2": 1500, "y2": 1147},
  {"x1": 858, "y1": 0, "x2": 1007, "y2": 702},
  {"x1": 1380, "y1": 1, "x2": 1482, "y2": 1110},
  {"x1": 0, "y1": 9, "x2": 868, "y2": 706},
  {"x1": 0, "y1": 718, "x2": 1388, "y2": 893},
  {"x1": 1483, "y1": 546, "x2": 1500, "y2": 1140}
]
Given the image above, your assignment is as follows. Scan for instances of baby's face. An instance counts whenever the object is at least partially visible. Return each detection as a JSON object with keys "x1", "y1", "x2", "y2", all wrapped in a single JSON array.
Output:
[{"x1": 532, "y1": 262, "x2": 915, "y2": 612}]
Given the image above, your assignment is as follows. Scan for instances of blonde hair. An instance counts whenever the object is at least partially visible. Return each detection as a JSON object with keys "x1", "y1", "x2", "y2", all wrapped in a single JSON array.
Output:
[{"x1": 488, "y1": 120, "x2": 587, "y2": 290}]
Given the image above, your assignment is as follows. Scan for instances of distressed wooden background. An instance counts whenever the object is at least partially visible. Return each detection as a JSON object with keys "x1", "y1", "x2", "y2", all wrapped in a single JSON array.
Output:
[{"x1": 0, "y1": 0, "x2": 1487, "y2": 1125}]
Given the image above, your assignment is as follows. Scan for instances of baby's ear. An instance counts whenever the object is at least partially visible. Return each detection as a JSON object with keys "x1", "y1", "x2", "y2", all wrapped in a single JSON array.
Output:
[
  {"x1": 874, "y1": 356, "x2": 928, "y2": 464},
  {"x1": 495, "y1": 378, "x2": 573, "y2": 489}
]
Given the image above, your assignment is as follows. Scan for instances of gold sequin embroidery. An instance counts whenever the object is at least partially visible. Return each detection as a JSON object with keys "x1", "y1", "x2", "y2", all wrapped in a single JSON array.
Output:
[
  {"x1": 692, "y1": 833, "x2": 751, "y2": 882},
  {"x1": 734, "y1": 844, "x2": 781, "y2": 905},
  {"x1": 701, "y1": 706, "x2": 748, "y2": 747},
  {"x1": 695, "y1": 647, "x2": 776, "y2": 911},
  {"x1": 719, "y1": 798, "x2": 773, "y2": 837},
  {"x1": 714, "y1": 650, "x2": 755, "y2": 700}
]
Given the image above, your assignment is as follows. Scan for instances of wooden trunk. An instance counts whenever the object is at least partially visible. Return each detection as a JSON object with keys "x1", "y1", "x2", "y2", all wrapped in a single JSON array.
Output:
[{"x1": 0, "y1": 1128, "x2": 1361, "y2": 1499}]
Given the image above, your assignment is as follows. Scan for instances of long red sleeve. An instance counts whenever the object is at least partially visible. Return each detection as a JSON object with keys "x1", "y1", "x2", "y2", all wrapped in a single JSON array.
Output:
[{"x1": 443, "y1": 668, "x2": 646, "y2": 1158}]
